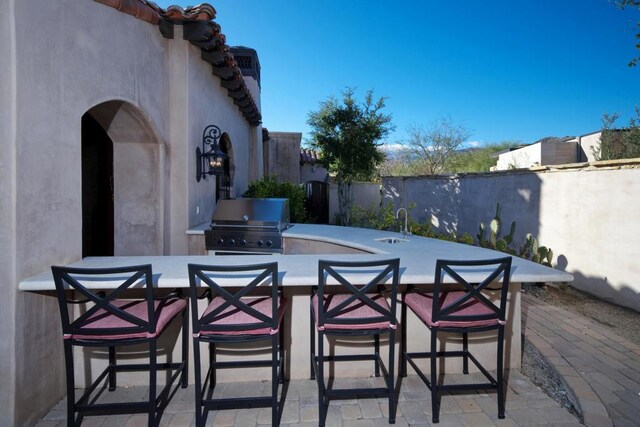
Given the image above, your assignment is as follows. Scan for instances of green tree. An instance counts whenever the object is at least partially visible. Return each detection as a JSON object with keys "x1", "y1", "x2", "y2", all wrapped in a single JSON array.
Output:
[
  {"x1": 307, "y1": 88, "x2": 393, "y2": 225},
  {"x1": 402, "y1": 117, "x2": 471, "y2": 175},
  {"x1": 593, "y1": 107, "x2": 640, "y2": 160},
  {"x1": 613, "y1": 0, "x2": 640, "y2": 67}
]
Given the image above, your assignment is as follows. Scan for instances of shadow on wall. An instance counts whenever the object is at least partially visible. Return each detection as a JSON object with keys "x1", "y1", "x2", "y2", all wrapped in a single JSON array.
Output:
[
  {"x1": 556, "y1": 255, "x2": 640, "y2": 312},
  {"x1": 380, "y1": 169, "x2": 640, "y2": 313},
  {"x1": 382, "y1": 173, "x2": 542, "y2": 248}
]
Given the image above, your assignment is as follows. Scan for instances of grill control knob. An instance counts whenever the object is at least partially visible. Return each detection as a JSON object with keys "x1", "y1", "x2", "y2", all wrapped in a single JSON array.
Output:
[
  {"x1": 266, "y1": 240, "x2": 273, "y2": 247},
  {"x1": 240, "y1": 239, "x2": 247, "y2": 246},
  {"x1": 217, "y1": 238, "x2": 224, "y2": 246},
  {"x1": 229, "y1": 239, "x2": 236, "y2": 246},
  {"x1": 256, "y1": 240, "x2": 264, "y2": 247}
]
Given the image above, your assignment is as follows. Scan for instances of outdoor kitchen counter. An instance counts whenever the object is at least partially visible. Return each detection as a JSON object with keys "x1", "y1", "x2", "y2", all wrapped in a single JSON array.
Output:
[
  {"x1": 20, "y1": 224, "x2": 573, "y2": 290},
  {"x1": 18, "y1": 224, "x2": 573, "y2": 382}
]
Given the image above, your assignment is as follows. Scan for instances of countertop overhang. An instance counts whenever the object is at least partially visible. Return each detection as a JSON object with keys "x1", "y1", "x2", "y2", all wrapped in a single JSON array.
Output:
[{"x1": 20, "y1": 224, "x2": 573, "y2": 291}]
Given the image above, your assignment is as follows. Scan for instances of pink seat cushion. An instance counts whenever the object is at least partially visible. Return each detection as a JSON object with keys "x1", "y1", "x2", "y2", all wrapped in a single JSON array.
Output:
[
  {"x1": 70, "y1": 298, "x2": 187, "y2": 340},
  {"x1": 405, "y1": 291, "x2": 501, "y2": 328},
  {"x1": 199, "y1": 296, "x2": 287, "y2": 336},
  {"x1": 312, "y1": 293, "x2": 394, "y2": 331}
]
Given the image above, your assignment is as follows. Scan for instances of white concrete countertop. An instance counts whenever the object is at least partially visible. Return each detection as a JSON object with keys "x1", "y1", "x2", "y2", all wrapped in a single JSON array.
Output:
[{"x1": 20, "y1": 224, "x2": 573, "y2": 291}]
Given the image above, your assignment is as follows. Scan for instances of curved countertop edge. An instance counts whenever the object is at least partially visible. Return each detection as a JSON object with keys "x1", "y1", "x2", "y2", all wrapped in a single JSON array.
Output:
[{"x1": 20, "y1": 224, "x2": 574, "y2": 291}]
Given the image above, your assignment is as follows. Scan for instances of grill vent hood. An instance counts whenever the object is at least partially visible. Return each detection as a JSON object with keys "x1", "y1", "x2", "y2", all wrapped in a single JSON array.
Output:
[{"x1": 211, "y1": 198, "x2": 291, "y2": 230}]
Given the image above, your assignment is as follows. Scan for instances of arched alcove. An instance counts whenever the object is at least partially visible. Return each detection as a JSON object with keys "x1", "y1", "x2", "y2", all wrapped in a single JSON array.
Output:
[
  {"x1": 83, "y1": 100, "x2": 164, "y2": 255},
  {"x1": 217, "y1": 133, "x2": 234, "y2": 201}
]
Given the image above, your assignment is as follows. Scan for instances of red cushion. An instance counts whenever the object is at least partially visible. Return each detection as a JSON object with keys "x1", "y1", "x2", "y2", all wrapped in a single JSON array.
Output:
[
  {"x1": 312, "y1": 293, "x2": 394, "y2": 331},
  {"x1": 405, "y1": 291, "x2": 501, "y2": 328},
  {"x1": 199, "y1": 296, "x2": 287, "y2": 336},
  {"x1": 69, "y1": 298, "x2": 187, "y2": 340}
]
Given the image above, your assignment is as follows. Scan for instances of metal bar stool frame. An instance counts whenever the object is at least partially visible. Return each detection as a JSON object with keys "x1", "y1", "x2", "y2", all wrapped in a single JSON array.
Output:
[
  {"x1": 51, "y1": 264, "x2": 189, "y2": 427},
  {"x1": 187, "y1": 262, "x2": 286, "y2": 427},
  {"x1": 310, "y1": 258, "x2": 400, "y2": 426},
  {"x1": 401, "y1": 257, "x2": 512, "y2": 423}
]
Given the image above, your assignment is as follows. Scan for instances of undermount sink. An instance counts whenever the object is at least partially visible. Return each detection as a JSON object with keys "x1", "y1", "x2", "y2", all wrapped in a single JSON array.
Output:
[{"x1": 375, "y1": 237, "x2": 409, "y2": 244}]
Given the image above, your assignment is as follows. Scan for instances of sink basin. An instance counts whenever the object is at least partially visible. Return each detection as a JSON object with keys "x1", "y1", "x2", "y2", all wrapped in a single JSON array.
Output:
[{"x1": 375, "y1": 237, "x2": 409, "y2": 244}]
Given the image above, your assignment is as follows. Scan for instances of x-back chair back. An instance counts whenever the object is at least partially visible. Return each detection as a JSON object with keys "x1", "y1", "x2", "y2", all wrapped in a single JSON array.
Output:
[
  {"x1": 51, "y1": 264, "x2": 188, "y2": 427},
  {"x1": 401, "y1": 256, "x2": 512, "y2": 423},
  {"x1": 311, "y1": 258, "x2": 400, "y2": 426},
  {"x1": 316, "y1": 259, "x2": 400, "y2": 331},
  {"x1": 432, "y1": 257, "x2": 511, "y2": 327},
  {"x1": 187, "y1": 262, "x2": 286, "y2": 427}
]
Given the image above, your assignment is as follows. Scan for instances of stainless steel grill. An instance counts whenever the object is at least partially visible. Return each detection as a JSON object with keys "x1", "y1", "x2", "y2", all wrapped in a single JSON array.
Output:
[{"x1": 205, "y1": 198, "x2": 291, "y2": 254}]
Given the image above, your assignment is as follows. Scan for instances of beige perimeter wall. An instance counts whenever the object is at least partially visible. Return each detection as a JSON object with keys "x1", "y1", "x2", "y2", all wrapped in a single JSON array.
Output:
[{"x1": 381, "y1": 160, "x2": 640, "y2": 312}]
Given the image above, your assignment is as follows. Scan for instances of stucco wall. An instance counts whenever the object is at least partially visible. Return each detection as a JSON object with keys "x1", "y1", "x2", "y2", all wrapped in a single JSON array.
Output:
[
  {"x1": 329, "y1": 182, "x2": 381, "y2": 224},
  {"x1": 541, "y1": 141, "x2": 578, "y2": 165},
  {"x1": 495, "y1": 143, "x2": 542, "y2": 170},
  {"x1": 3, "y1": 1, "x2": 261, "y2": 425},
  {"x1": 496, "y1": 141, "x2": 582, "y2": 170},
  {"x1": 0, "y1": 2, "x2": 17, "y2": 425},
  {"x1": 301, "y1": 163, "x2": 328, "y2": 183},
  {"x1": 381, "y1": 161, "x2": 640, "y2": 312},
  {"x1": 265, "y1": 132, "x2": 302, "y2": 184},
  {"x1": 571, "y1": 132, "x2": 601, "y2": 162},
  {"x1": 184, "y1": 34, "x2": 256, "y2": 229}
]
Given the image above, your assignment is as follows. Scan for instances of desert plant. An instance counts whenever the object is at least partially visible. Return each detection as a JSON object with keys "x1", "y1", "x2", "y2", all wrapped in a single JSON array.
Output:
[
  {"x1": 349, "y1": 203, "x2": 474, "y2": 245},
  {"x1": 477, "y1": 202, "x2": 516, "y2": 254},
  {"x1": 243, "y1": 175, "x2": 308, "y2": 223},
  {"x1": 519, "y1": 234, "x2": 554, "y2": 267},
  {"x1": 475, "y1": 202, "x2": 554, "y2": 266}
]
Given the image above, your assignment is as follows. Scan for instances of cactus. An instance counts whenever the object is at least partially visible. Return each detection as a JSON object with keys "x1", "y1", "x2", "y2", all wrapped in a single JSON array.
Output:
[
  {"x1": 546, "y1": 249, "x2": 554, "y2": 265},
  {"x1": 495, "y1": 238, "x2": 509, "y2": 253},
  {"x1": 476, "y1": 204, "x2": 555, "y2": 267},
  {"x1": 504, "y1": 221, "x2": 516, "y2": 245},
  {"x1": 477, "y1": 202, "x2": 517, "y2": 252},
  {"x1": 489, "y1": 218, "x2": 499, "y2": 247},
  {"x1": 458, "y1": 233, "x2": 474, "y2": 245},
  {"x1": 477, "y1": 222, "x2": 486, "y2": 245}
]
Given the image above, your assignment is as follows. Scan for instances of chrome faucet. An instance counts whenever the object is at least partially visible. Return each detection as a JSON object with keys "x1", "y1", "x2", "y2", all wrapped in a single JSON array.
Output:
[{"x1": 396, "y1": 208, "x2": 410, "y2": 239}]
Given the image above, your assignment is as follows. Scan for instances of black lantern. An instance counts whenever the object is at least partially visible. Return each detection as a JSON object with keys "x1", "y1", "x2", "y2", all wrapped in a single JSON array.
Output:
[{"x1": 196, "y1": 125, "x2": 227, "y2": 182}]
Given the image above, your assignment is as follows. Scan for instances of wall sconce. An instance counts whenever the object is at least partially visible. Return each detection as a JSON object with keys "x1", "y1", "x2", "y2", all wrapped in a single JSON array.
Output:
[{"x1": 196, "y1": 125, "x2": 227, "y2": 182}]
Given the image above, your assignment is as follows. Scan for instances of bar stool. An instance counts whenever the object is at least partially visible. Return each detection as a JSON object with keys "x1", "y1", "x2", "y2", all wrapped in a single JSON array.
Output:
[
  {"x1": 187, "y1": 262, "x2": 287, "y2": 427},
  {"x1": 310, "y1": 258, "x2": 400, "y2": 426},
  {"x1": 51, "y1": 264, "x2": 188, "y2": 427},
  {"x1": 401, "y1": 257, "x2": 512, "y2": 423}
]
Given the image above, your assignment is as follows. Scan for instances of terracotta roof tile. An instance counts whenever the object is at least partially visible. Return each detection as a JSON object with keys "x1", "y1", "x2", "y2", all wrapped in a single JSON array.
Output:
[
  {"x1": 95, "y1": 0, "x2": 160, "y2": 24},
  {"x1": 94, "y1": 0, "x2": 262, "y2": 126},
  {"x1": 161, "y1": 4, "x2": 216, "y2": 21},
  {"x1": 300, "y1": 149, "x2": 320, "y2": 165}
]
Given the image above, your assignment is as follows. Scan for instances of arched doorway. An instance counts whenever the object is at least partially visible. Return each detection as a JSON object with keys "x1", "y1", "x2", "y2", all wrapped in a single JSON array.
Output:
[
  {"x1": 82, "y1": 101, "x2": 164, "y2": 256},
  {"x1": 82, "y1": 114, "x2": 114, "y2": 256},
  {"x1": 216, "y1": 133, "x2": 234, "y2": 201}
]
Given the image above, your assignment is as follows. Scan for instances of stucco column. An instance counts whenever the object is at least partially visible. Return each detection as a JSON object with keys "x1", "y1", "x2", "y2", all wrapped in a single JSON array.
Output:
[
  {"x1": 0, "y1": 2, "x2": 17, "y2": 425},
  {"x1": 166, "y1": 25, "x2": 190, "y2": 255}
]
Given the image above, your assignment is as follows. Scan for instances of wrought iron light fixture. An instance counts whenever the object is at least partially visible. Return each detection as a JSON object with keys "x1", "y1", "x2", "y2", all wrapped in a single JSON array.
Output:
[{"x1": 196, "y1": 124, "x2": 227, "y2": 182}]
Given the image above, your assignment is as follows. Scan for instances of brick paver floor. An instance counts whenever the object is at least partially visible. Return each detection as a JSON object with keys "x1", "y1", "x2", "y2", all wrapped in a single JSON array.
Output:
[
  {"x1": 35, "y1": 370, "x2": 580, "y2": 426},
  {"x1": 36, "y1": 293, "x2": 640, "y2": 426},
  {"x1": 523, "y1": 293, "x2": 640, "y2": 427}
]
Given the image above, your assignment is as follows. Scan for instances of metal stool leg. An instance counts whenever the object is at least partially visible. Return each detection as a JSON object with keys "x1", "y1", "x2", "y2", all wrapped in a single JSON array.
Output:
[
  {"x1": 431, "y1": 329, "x2": 439, "y2": 423},
  {"x1": 497, "y1": 326, "x2": 506, "y2": 419},
  {"x1": 388, "y1": 329, "x2": 397, "y2": 423}
]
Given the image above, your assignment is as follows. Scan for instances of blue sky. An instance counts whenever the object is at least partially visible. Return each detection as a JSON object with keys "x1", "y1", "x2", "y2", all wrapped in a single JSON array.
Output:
[{"x1": 156, "y1": 1, "x2": 640, "y2": 147}]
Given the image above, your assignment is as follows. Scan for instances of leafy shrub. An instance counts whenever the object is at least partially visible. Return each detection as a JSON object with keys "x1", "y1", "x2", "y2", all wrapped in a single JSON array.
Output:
[
  {"x1": 243, "y1": 176, "x2": 308, "y2": 223},
  {"x1": 349, "y1": 203, "x2": 474, "y2": 245}
]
